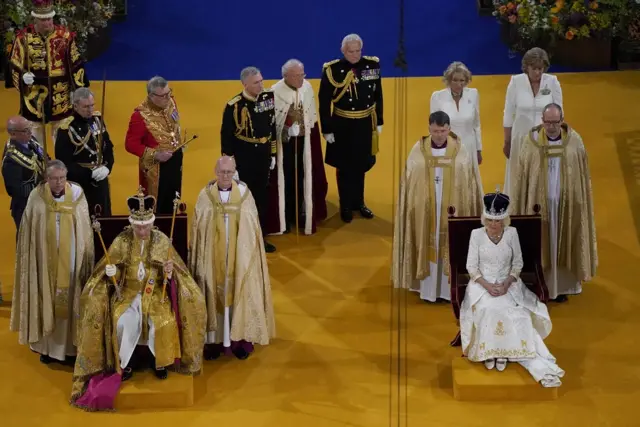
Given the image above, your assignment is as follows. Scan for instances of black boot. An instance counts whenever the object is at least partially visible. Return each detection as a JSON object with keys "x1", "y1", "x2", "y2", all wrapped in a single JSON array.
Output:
[
  {"x1": 39, "y1": 354, "x2": 52, "y2": 364},
  {"x1": 232, "y1": 347, "x2": 250, "y2": 360},
  {"x1": 204, "y1": 344, "x2": 221, "y2": 361},
  {"x1": 122, "y1": 367, "x2": 134, "y2": 381},
  {"x1": 154, "y1": 367, "x2": 168, "y2": 380},
  {"x1": 264, "y1": 240, "x2": 276, "y2": 253},
  {"x1": 340, "y1": 208, "x2": 353, "y2": 223},
  {"x1": 356, "y1": 205, "x2": 374, "y2": 219}
]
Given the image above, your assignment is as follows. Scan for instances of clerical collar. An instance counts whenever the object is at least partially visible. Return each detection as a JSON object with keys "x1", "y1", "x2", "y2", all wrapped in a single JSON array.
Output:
[
  {"x1": 431, "y1": 139, "x2": 447, "y2": 149},
  {"x1": 219, "y1": 187, "x2": 231, "y2": 192}
]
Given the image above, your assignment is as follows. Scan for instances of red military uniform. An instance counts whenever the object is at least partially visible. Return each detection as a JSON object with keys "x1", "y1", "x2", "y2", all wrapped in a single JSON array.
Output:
[{"x1": 124, "y1": 97, "x2": 183, "y2": 214}]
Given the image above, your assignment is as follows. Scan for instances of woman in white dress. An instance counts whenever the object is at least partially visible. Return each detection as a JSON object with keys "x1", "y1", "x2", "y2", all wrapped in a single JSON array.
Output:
[
  {"x1": 431, "y1": 61, "x2": 483, "y2": 194},
  {"x1": 460, "y1": 189, "x2": 564, "y2": 387},
  {"x1": 503, "y1": 47, "x2": 562, "y2": 196}
]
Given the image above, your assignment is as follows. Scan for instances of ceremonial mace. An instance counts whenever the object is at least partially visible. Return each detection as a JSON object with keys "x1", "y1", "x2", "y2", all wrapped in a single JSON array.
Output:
[
  {"x1": 171, "y1": 131, "x2": 199, "y2": 153},
  {"x1": 161, "y1": 192, "x2": 181, "y2": 302},
  {"x1": 91, "y1": 215, "x2": 121, "y2": 300},
  {"x1": 91, "y1": 70, "x2": 108, "y2": 188},
  {"x1": 293, "y1": 91, "x2": 300, "y2": 243}
]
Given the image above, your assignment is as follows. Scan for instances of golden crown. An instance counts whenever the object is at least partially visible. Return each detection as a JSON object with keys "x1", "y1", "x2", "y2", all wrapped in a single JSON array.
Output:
[{"x1": 31, "y1": 0, "x2": 56, "y2": 19}]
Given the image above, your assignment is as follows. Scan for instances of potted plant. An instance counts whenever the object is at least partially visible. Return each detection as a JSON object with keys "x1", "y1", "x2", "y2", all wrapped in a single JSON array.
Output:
[{"x1": 492, "y1": 0, "x2": 624, "y2": 68}]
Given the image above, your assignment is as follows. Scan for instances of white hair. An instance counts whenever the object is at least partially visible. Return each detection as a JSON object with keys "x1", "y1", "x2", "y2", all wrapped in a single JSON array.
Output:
[
  {"x1": 147, "y1": 76, "x2": 168, "y2": 94},
  {"x1": 281, "y1": 59, "x2": 304, "y2": 77},
  {"x1": 46, "y1": 159, "x2": 67, "y2": 174},
  {"x1": 480, "y1": 213, "x2": 511, "y2": 227},
  {"x1": 342, "y1": 33, "x2": 363, "y2": 49},
  {"x1": 71, "y1": 87, "x2": 94, "y2": 105},
  {"x1": 240, "y1": 66, "x2": 260, "y2": 83}
]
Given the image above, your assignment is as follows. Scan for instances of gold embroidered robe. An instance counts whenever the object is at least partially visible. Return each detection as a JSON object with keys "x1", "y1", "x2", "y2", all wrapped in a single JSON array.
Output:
[
  {"x1": 10, "y1": 24, "x2": 89, "y2": 123},
  {"x1": 188, "y1": 180, "x2": 276, "y2": 345},
  {"x1": 10, "y1": 182, "x2": 94, "y2": 351},
  {"x1": 70, "y1": 227, "x2": 206, "y2": 404},
  {"x1": 512, "y1": 124, "x2": 598, "y2": 282},
  {"x1": 392, "y1": 135, "x2": 482, "y2": 290}
]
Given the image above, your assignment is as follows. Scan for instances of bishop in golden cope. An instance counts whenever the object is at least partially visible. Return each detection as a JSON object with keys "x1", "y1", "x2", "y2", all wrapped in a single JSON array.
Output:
[
  {"x1": 10, "y1": 159, "x2": 95, "y2": 365},
  {"x1": 188, "y1": 155, "x2": 275, "y2": 361},
  {"x1": 392, "y1": 111, "x2": 483, "y2": 302},
  {"x1": 70, "y1": 187, "x2": 206, "y2": 411},
  {"x1": 511, "y1": 103, "x2": 597, "y2": 302}
]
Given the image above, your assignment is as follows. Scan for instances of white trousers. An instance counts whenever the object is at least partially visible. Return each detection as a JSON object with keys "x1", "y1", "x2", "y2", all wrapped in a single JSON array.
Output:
[{"x1": 116, "y1": 293, "x2": 156, "y2": 369}]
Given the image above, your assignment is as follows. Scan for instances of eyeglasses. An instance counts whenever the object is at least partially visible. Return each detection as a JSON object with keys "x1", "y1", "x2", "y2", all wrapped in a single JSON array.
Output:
[
  {"x1": 218, "y1": 170, "x2": 235, "y2": 175},
  {"x1": 151, "y1": 90, "x2": 172, "y2": 99}
]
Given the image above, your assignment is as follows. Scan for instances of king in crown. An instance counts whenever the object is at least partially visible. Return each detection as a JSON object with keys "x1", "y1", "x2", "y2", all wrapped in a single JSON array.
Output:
[{"x1": 70, "y1": 187, "x2": 206, "y2": 412}]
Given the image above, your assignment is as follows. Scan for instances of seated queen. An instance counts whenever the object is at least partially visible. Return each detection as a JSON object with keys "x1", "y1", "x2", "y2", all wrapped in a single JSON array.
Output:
[
  {"x1": 460, "y1": 188, "x2": 564, "y2": 387},
  {"x1": 70, "y1": 187, "x2": 206, "y2": 411}
]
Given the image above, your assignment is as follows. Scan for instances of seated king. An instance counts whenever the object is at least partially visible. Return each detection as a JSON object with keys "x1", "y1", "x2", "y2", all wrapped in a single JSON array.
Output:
[{"x1": 70, "y1": 187, "x2": 206, "y2": 412}]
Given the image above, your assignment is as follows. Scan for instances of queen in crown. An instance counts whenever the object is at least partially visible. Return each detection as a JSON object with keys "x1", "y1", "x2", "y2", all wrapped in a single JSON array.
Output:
[{"x1": 459, "y1": 187, "x2": 564, "y2": 387}]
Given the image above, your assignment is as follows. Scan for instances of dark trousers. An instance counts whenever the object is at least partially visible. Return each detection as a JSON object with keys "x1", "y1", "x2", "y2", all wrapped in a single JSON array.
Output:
[
  {"x1": 283, "y1": 137, "x2": 304, "y2": 225},
  {"x1": 336, "y1": 169, "x2": 365, "y2": 210},
  {"x1": 12, "y1": 208, "x2": 23, "y2": 242},
  {"x1": 156, "y1": 150, "x2": 183, "y2": 215}
]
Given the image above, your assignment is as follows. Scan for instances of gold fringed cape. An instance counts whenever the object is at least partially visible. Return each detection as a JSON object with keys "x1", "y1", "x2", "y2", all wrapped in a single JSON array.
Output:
[
  {"x1": 512, "y1": 124, "x2": 598, "y2": 281},
  {"x1": 391, "y1": 135, "x2": 482, "y2": 290},
  {"x1": 10, "y1": 182, "x2": 94, "y2": 346},
  {"x1": 70, "y1": 228, "x2": 206, "y2": 407},
  {"x1": 188, "y1": 181, "x2": 276, "y2": 345}
]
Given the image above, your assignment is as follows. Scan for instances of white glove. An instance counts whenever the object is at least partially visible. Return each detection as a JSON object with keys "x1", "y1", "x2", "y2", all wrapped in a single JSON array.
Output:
[
  {"x1": 22, "y1": 72, "x2": 35, "y2": 85},
  {"x1": 232, "y1": 170, "x2": 240, "y2": 182},
  {"x1": 105, "y1": 264, "x2": 117, "y2": 277},
  {"x1": 324, "y1": 133, "x2": 335, "y2": 144},
  {"x1": 288, "y1": 123, "x2": 300, "y2": 137},
  {"x1": 91, "y1": 165, "x2": 110, "y2": 181},
  {"x1": 270, "y1": 156, "x2": 276, "y2": 170},
  {"x1": 377, "y1": 125, "x2": 383, "y2": 134}
]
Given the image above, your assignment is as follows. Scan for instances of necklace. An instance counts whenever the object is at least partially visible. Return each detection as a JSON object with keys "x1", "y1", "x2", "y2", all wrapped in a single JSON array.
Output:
[{"x1": 487, "y1": 230, "x2": 503, "y2": 243}]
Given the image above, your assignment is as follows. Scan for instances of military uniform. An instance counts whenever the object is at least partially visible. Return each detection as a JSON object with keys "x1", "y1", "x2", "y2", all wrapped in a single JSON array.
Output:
[
  {"x1": 221, "y1": 91, "x2": 276, "y2": 237},
  {"x1": 55, "y1": 111, "x2": 114, "y2": 216},
  {"x1": 1, "y1": 138, "x2": 47, "y2": 233},
  {"x1": 318, "y1": 56, "x2": 383, "y2": 219},
  {"x1": 9, "y1": 24, "x2": 90, "y2": 145}
]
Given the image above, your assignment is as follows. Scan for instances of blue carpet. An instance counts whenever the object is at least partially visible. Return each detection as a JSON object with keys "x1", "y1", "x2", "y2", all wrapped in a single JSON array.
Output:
[{"x1": 85, "y1": 0, "x2": 609, "y2": 81}]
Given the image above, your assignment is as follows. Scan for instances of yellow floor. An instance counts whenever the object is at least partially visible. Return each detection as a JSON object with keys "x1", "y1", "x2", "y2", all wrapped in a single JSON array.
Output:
[{"x1": 1, "y1": 72, "x2": 639, "y2": 426}]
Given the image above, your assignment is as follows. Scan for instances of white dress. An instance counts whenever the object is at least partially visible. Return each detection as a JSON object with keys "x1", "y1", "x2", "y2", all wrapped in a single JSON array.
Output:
[
  {"x1": 430, "y1": 88, "x2": 483, "y2": 195},
  {"x1": 460, "y1": 226, "x2": 564, "y2": 387},
  {"x1": 503, "y1": 73, "x2": 562, "y2": 195}
]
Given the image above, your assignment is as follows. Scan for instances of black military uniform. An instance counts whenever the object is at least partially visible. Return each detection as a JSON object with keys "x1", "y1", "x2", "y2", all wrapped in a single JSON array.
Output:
[
  {"x1": 1, "y1": 138, "x2": 47, "y2": 234},
  {"x1": 221, "y1": 90, "x2": 277, "y2": 252},
  {"x1": 318, "y1": 55, "x2": 383, "y2": 222},
  {"x1": 54, "y1": 111, "x2": 114, "y2": 216}
]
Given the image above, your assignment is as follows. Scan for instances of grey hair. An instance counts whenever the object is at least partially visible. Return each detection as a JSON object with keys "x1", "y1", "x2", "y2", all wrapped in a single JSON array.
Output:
[
  {"x1": 480, "y1": 213, "x2": 511, "y2": 227},
  {"x1": 147, "y1": 76, "x2": 168, "y2": 94},
  {"x1": 543, "y1": 103, "x2": 563, "y2": 119},
  {"x1": 281, "y1": 59, "x2": 304, "y2": 77},
  {"x1": 46, "y1": 159, "x2": 67, "y2": 174},
  {"x1": 71, "y1": 87, "x2": 94, "y2": 105},
  {"x1": 240, "y1": 66, "x2": 260, "y2": 83},
  {"x1": 341, "y1": 33, "x2": 363, "y2": 49}
]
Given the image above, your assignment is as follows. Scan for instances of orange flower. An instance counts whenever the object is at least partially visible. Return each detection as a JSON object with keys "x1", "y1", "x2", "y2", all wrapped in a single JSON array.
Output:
[
  {"x1": 540, "y1": 0, "x2": 546, "y2": 3},
  {"x1": 551, "y1": 15, "x2": 559, "y2": 24},
  {"x1": 565, "y1": 30, "x2": 575, "y2": 40},
  {"x1": 507, "y1": 2, "x2": 516, "y2": 10},
  {"x1": 589, "y1": 1, "x2": 598, "y2": 9},
  {"x1": 499, "y1": 5, "x2": 507, "y2": 14}
]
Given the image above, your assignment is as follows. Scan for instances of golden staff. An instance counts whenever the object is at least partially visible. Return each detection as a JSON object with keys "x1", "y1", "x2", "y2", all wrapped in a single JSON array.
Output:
[
  {"x1": 171, "y1": 134, "x2": 199, "y2": 153},
  {"x1": 96, "y1": 69, "x2": 107, "y2": 165},
  {"x1": 40, "y1": 103, "x2": 48, "y2": 159},
  {"x1": 293, "y1": 91, "x2": 300, "y2": 244},
  {"x1": 91, "y1": 215, "x2": 121, "y2": 299},
  {"x1": 161, "y1": 192, "x2": 181, "y2": 301}
]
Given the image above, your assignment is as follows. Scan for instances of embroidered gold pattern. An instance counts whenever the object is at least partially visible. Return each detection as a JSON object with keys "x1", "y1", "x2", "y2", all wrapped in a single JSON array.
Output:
[{"x1": 494, "y1": 320, "x2": 506, "y2": 336}]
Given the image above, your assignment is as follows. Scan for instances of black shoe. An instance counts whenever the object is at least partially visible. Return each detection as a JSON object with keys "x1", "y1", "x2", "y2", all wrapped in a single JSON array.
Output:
[
  {"x1": 340, "y1": 208, "x2": 353, "y2": 223},
  {"x1": 264, "y1": 241, "x2": 276, "y2": 253},
  {"x1": 122, "y1": 367, "x2": 133, "y2": 381},
  {"x1": 40, "y1": 355, "x2": 52, "y2": 364},
  {"x1": 357, "y1": 205, "x2": 374, "y2": 219},
  {"x1": 232, "y1": 347, "x2": 250, "y2": 360},
  {"x1": 154, "y1": 368, "x2": 168, "y2": 380},
  {"x1": 552, "y1": 295, "x2": 568, "y2": 303},
  {"x1": 204, "y1": 345, "x2": 221, "y2": 361}
]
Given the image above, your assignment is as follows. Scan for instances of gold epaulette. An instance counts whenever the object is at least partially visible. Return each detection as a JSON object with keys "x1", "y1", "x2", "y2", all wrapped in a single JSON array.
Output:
[
  {"x1": 322, "y1": 59, "x2": 339, "y2": 69},
  {"x1": 92, "y1": 111, "x2": 102, "y2": 116},
  {"x1": 58, "y1": 116, "x2": 75, "y2": 130},
  {"x1": 227, "y1": 95, "x2": 241, "y2": 106},
  {"x1": 364, "y1": 55, "x2": 379, "y2": 62}
]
